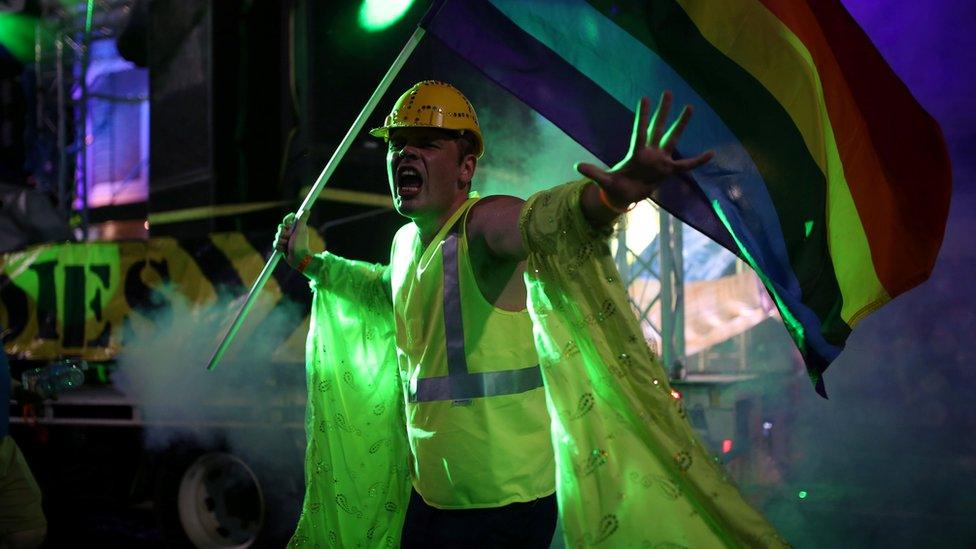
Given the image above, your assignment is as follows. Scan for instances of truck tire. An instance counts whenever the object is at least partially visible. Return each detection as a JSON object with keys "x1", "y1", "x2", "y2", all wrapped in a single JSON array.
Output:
[{"x1": 154, "y1": 445, "x2": 266, "y2": 548}]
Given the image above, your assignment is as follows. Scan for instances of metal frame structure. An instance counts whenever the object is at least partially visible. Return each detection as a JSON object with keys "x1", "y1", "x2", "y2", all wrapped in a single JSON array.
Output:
[
  {"x1": 614, "y1": 203, "x2": 686, "y2": 379},
  {"x1": 32, "y1": 0, "x2": 142, "y2": 238}
]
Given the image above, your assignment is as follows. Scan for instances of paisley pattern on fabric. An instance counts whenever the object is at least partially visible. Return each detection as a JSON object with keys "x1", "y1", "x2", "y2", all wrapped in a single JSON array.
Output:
[
  {"x1": 520, "y1": 180, "x2": 788, "y2": 548},
  {"x1": 288, "y1": 253, "x2": 410, "y2": 548}
]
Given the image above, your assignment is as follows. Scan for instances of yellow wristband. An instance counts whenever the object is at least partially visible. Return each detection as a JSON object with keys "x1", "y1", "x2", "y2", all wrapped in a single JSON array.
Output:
[{"x1": 598, "y1": 187, "x2": 635, "y2": 214}]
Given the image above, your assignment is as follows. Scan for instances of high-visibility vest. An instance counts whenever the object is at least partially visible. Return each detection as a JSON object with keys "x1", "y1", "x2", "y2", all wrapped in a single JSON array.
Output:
[{"x1": 389, "y1": 196, "x2": 555, "y2": 509}]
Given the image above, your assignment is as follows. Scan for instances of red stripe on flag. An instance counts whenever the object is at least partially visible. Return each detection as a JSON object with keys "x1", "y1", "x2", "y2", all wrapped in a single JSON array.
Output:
[{"x1": 759, "y1": 0, "x2": 951, "y2": 297}]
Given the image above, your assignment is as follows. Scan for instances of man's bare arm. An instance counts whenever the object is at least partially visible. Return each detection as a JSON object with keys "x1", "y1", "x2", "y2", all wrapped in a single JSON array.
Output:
[
  {"x1": 471, "y1": 189, "x2": 626, "y2": 262},
  {"x1": 467, "y1": 195, "x2": 528, "y2": 261},
  {"x1": 469, "y1": 91, "x2": 711, "y2": 261}
]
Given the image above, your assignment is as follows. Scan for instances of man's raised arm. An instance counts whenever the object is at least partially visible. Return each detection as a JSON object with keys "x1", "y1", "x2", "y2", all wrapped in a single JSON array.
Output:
[{"x1": 471, "y1": 91, "x2": 712, "y2": 261}]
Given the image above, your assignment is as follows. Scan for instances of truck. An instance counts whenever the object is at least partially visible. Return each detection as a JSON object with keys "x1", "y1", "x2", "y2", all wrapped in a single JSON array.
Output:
[
  {"x1": 3, "y1": 221, "x2": 801, "y2": 547},
  {"x1": 4, "y1": 231, "x2": 316, "y2": 547}
]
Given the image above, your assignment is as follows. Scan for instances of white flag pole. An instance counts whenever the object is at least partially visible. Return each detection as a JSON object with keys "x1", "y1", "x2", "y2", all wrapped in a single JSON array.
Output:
[{"x1": 206, "y1": 27, "x2": 426, "y2": 371}]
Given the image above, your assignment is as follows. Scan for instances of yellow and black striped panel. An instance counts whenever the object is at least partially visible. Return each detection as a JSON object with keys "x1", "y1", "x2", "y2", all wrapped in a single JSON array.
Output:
[{"x1": 0, "y1": 229, "x2": 325, "y2": 362}]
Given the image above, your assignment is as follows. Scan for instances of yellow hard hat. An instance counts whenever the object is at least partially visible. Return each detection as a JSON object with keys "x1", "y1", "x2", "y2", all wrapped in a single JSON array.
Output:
[{"x1": 369, "y1": 80, "x2": 484, "y2": 158}]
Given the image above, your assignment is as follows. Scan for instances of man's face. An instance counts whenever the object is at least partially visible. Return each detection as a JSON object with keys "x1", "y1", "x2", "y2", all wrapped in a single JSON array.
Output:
[{"x1": 386, "y1": 127, "x2": 474, "y2": 220}]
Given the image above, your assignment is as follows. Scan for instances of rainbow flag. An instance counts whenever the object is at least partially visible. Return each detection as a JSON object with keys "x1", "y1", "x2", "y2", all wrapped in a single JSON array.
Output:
[{"x1": 420, "y1": 0, "x2": 951, "y2": 395}]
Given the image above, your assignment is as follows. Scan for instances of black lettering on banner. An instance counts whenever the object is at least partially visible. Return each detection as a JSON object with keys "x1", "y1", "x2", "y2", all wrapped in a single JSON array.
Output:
[
  {"x1": 0, "y1": 274, "x2": 28, "y2": 342},
  {"x1": 63, "y1": 265, "x2": 86, "y2": 348},
  {"x1": 124, "y1": 258, "x2": 171, "y2": 315},
  {"x1": 87, "y1": 264, "x2": 112, "y2": 347},
  {"x1": 29, "y1": 260, "x2": 59, "y2": 340}
]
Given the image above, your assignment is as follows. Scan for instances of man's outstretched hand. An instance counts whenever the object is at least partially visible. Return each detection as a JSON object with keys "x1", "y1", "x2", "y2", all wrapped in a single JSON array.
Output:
[{"x1": 577, "y1": 91, "x2": 713, "y2": 213}]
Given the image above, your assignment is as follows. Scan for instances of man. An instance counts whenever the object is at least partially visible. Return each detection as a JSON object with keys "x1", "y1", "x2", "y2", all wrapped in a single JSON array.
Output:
[{"x1": 278, "y1": 81, "x2": 781, "y2": 547}]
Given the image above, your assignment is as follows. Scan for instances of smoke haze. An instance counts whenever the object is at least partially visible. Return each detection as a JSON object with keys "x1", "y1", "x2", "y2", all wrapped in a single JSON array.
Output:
[{"x1": 113, "y1": 282, "x2": 308, "y2": 537}]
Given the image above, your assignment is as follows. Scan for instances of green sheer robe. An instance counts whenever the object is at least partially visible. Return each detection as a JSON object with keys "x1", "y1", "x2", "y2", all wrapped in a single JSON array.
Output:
[{"x1": 289, "y1": 180, "x2": 787, "y2": 548}]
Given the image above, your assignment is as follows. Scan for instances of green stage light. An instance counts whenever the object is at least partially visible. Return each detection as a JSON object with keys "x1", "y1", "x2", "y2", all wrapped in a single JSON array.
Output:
[
  {"x1": 358, "y1": 0, "x2": 414, "y2": 32},
  {"x1": 0, "y1": 13, "x2": 35, "y2": 64}
]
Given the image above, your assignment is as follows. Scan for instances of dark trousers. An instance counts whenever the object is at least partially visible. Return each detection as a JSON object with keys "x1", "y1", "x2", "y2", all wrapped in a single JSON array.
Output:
[{"x1": 400, "y1": 489, "x2": 558, "y2": 548}]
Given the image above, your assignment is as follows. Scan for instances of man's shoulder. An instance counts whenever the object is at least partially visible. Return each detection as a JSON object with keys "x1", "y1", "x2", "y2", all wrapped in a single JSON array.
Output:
[
  {"x1": 466, "y1": 194, "x2": 527, "y2": 262},
  {"x1": 467, "y1": 195, "x2": 525, "y2": 236},
  {"x1": 472, "y1": 194, "x2": 526, "y2": 209}
]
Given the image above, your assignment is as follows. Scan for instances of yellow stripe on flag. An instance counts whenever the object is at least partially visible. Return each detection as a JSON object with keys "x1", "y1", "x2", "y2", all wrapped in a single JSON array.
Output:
[{"x1": 676, "y1": 0, "x2": 888, "y2": 325}]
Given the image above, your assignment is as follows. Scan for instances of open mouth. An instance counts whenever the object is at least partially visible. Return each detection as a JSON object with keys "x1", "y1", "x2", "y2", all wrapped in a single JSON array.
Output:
[{"x1": 396, "y1": 165, "x2": 424, "y2": 199}]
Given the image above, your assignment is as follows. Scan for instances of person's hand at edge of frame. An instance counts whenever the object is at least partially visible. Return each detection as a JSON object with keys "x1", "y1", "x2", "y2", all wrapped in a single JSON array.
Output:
[{"x1": 274, "y1": 212, "x2": 312, "y2": 269}]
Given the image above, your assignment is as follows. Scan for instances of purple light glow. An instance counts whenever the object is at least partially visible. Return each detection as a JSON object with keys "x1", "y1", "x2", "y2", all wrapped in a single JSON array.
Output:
[
  {"x1": 73, "y1": 37, "x2": 149, "y2": 211},
  {"x1": 841, "y1": 0, "x2": 976, "y2": 141}
]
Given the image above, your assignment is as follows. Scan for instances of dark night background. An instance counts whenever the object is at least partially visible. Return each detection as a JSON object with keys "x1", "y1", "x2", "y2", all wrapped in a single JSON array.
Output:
[{"x1": 2, "y1": 0, "x2": 975, "y2": 547}]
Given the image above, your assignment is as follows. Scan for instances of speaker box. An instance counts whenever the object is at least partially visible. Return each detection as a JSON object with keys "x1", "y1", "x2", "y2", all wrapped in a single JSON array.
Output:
[{"x1": 148, "y1": 0, "x2": 286, "y2": 238}]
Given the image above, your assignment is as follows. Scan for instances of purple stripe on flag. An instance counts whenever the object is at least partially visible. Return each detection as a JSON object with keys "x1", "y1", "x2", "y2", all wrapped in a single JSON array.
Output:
[{"x1": 421, "y1": 0, "x2": 737, "y2": 253}]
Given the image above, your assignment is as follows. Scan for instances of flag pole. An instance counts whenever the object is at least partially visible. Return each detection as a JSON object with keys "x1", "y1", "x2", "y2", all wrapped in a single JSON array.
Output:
[{"x1": 206, "y1": 26, "x2": 426, "y2": 371}]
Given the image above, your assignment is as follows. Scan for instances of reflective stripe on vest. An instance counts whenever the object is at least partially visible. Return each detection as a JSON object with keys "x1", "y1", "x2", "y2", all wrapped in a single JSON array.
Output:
[{"x1": 409, "y1": 233, "x2": 543, "y2": 403}]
